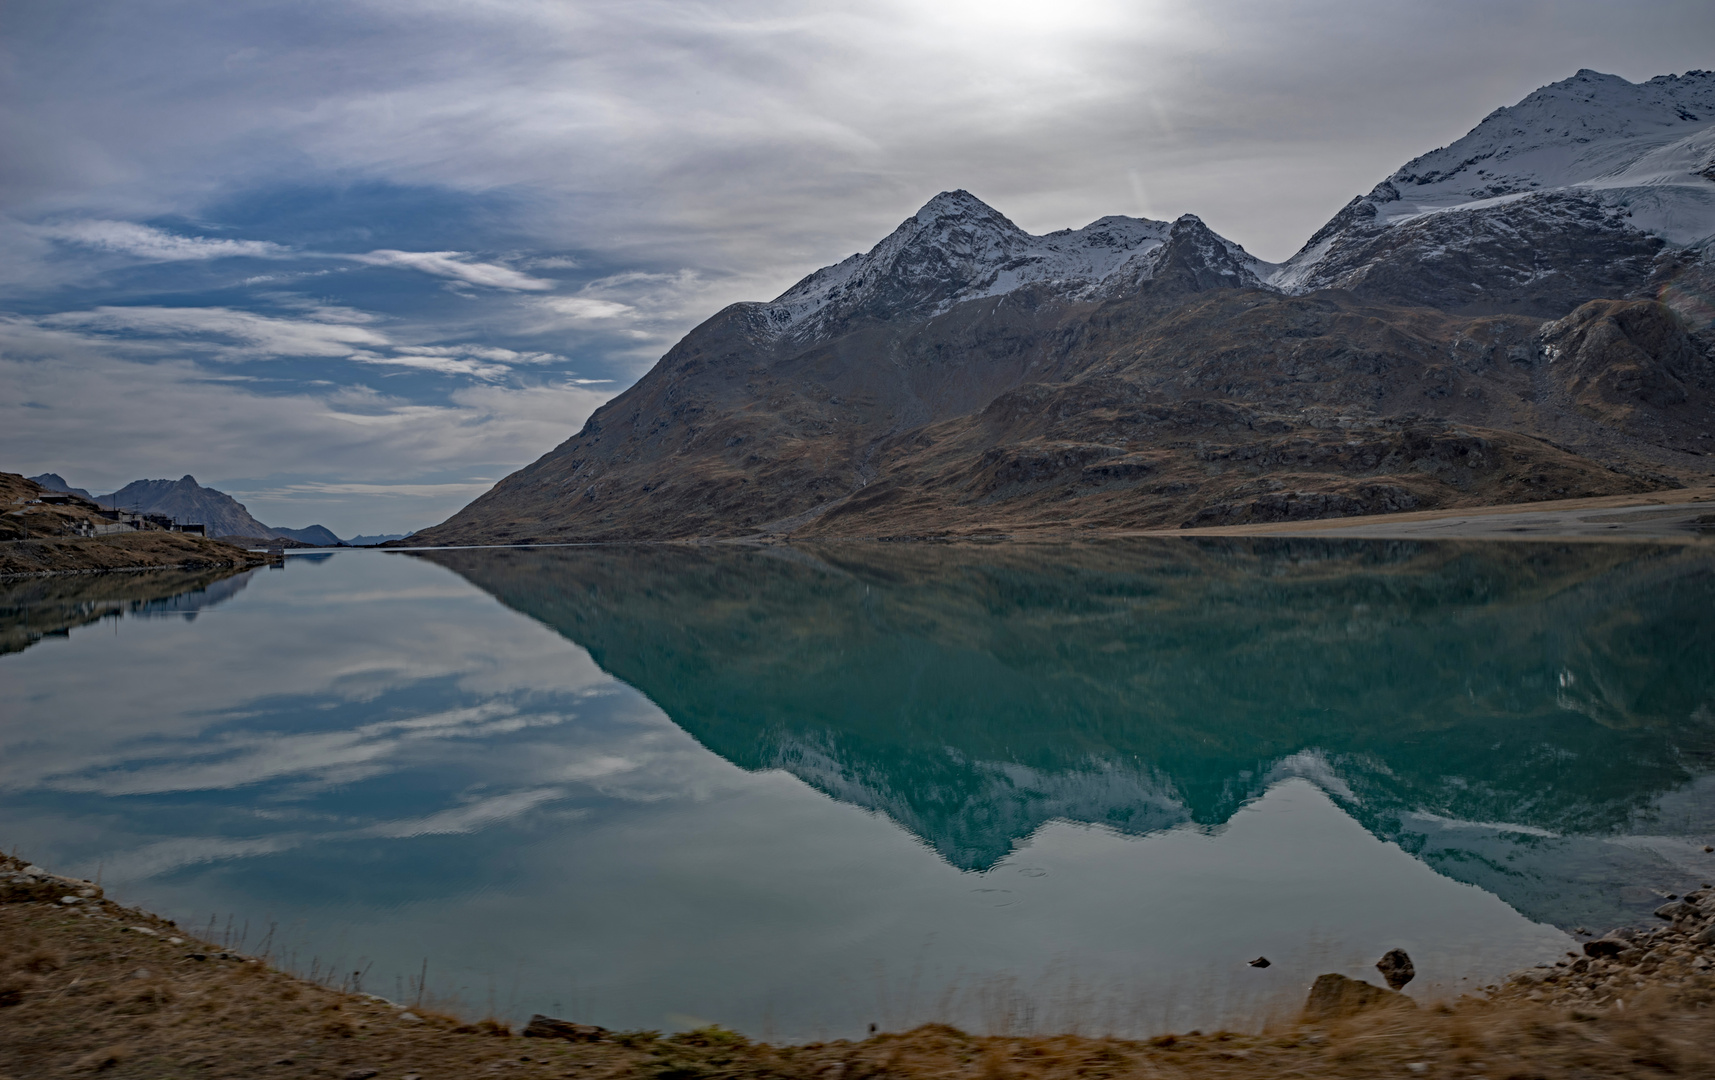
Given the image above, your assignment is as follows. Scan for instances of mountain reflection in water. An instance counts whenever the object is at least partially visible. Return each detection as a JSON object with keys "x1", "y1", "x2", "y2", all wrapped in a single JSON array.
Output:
[{"x1": 412, "y1": 539, "x2": 1715, "y2": 933}]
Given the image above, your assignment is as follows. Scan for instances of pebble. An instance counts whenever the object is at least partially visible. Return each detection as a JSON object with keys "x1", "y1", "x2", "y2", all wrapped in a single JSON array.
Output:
[{"x1": 343, "y1": 1070, "x2": 378, "y2": 1080}]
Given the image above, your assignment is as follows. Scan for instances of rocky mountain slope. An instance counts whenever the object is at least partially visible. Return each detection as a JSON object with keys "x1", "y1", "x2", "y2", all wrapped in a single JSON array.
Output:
[
  {"x1": 412, "y1": 70, "x2": 1715, "y2": 545},
  {"x1": 98, "y1": 476, "x2": 340, "y2": 544}
]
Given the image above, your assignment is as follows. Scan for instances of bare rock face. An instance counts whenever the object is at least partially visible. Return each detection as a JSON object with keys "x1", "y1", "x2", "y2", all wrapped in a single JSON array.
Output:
[
  {"x1": 1281, "y1": 191, "x2": 1665, "y2": 317},
  {"x1": 1539, "y1": 299, "x2": 1715, "y2": 451},
  {"x1": 1376, "y1": 948, "x2": 1416, "y2": 991},
  {"x1": 1302, "y1": 973, "x2": 1416, "y2": 1022}
]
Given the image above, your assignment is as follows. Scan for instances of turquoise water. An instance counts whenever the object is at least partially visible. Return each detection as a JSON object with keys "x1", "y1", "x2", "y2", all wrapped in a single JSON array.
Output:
[{"x1": 1, "y1": 540, "x2": 1712, "y2": 1038}]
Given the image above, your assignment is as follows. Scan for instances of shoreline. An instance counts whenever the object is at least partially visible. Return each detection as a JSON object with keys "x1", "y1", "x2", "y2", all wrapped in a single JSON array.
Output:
[
  {"x1": 0, "y1": 534, "x2": 268, "y2": 580},
  {"x1": 5, "y1": 852, "x2": 1714, "y2": 1078},
  {"x1": 376, "y1": 489, "x2": 1715, "y2": 551},
  {"x1": 1143, "y1": 487, "x2": 1715, "y2": 543}
]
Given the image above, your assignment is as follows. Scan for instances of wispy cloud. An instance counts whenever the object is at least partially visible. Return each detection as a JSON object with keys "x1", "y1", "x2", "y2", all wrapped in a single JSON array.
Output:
[
  {"x1": 22, "y1": 307, "x2": 574, "y2": 384},
  {"x1": 40, "y1": 220, "x2": 292, "y2": 261},
  {"x1": 539, "y1": 296, "x2": 634, "y2": 321},
  {"x1": 38, "y1": 305, "x2": 390, "y2": 358},
  {"x1": 345, "y1": 249, "x2": 555, "y2": 290},
  {"x1": 35, "y1": 221, "x2": 557, "y2": 294}
]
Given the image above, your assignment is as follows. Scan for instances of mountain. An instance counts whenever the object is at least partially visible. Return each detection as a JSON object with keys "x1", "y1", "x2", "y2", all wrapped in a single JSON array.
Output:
[
  {"x1": 99, "y1": 476, "x2": 342, "y2": 544},
  {"x1": 101, "y1": 476, "x2": 274, "y2": 537},
  {"x1": 409, "y1": 540, "x2": 1715, "y2": 933},
  {"x1": 410, "y1": 71, "x2": 1715, "y2": 546},
  {"x1": 345, "y1": 533, "x2": 410, "y2": 546},
  {"x1": 1270, "y1": 69, "x2": 1715, "y2": 315},
  {"x1": 271, "y1": 524, "x2": 343, "y2": 546},
  {"x1": 759, "y1": 191, "x2": 1269, "y2": 339},
  {"x1": 28, "y1": 473, "x2": 93, "y2": 499}
]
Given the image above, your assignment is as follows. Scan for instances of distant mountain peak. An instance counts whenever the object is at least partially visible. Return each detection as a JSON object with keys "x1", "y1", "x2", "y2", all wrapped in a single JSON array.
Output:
[
  {"x1": 27, "y1": 473, "x2": 93, "y2": 499},
  {"x1": 97, "y1": 475, "x2": 340, "y2": 544}
]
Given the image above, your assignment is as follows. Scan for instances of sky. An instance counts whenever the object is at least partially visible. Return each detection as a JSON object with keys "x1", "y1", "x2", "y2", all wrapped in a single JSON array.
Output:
[{"x1": 3, "y1": 1, "x2": 1714, "y2": 537}]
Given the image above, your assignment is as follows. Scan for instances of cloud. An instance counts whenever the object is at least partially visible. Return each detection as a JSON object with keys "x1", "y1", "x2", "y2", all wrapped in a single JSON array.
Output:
[
  {"x1": 40, "y1": 219, "x2": 291, "y2": 261},
  {"x1": 394, "y1": 344, "x2": 565, "y2": 364},
  {"x1": 33, "y1": 219, "x2": 557, "y2": 296},
  {"x1": 20, "y1": 307, "x2": 569, "y2": 382},
  {"x1": 539, "y1": 296, "x2": 634, "y2": 322},
  {"x1": 38, "y1": 305, "x2": 390, "y2": 358},
  {"x1": 0, "y1": 320, "x2": 617, "y2": 532},
  {"x1": 345, "y1": 249, "x2": 555, "y2": 290}
]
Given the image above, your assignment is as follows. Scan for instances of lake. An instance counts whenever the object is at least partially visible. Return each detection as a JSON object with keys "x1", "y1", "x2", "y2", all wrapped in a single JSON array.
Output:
[{"x1": 2, "y1": 539, "x2": 1712, "y2": 1039}]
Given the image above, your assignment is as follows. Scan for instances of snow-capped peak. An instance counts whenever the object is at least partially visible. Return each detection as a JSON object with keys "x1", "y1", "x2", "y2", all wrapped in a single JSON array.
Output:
[
  {"x1": 763, "y1": 191, "x2": 1265, "y2": 336},
  {"x1": 1377, "y1": 68, "x2": 1715, "y2": 242},
  {"x1": 1272, "y1": 69, "x2": 1715, "y2": 295}
]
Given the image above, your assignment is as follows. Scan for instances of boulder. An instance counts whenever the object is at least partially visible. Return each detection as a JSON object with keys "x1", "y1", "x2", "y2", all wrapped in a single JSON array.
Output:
[
  {"x1": 1375, "y1": 948, "x2": 1415, "y2": 990},
  {"x1": 1654, "y1": 900, "x2": 1697, "y2": 921},
  {"x1": 522, "y1": 1014, "x2": 608, "y2": 1042},
  {"x1": 1302, "y1": 973, "x2": 1415, "y2": 1022}
]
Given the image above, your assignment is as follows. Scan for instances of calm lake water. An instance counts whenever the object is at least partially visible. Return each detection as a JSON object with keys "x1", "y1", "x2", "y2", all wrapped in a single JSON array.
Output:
[{"x1": 3, "y1": 540, "x2": 1713, "y2": 1038}]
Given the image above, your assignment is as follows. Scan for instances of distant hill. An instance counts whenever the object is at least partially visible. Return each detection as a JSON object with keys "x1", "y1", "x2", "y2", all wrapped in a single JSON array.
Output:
[
  {"x1": 272, "y1": 524, "x2": 342, "y2": 546},
  {"x1": 346, "y1": 533, "x2": 410, "y2": 546},
  {"x1": 98, "y1": 476, "x2": 343, "y2": 545},
  {"x1": 28, "y1": 473, "x2": 93, "y2": 499},
  {"x1": 101, "y1": 476, "x2": 275, "y2": 538}
]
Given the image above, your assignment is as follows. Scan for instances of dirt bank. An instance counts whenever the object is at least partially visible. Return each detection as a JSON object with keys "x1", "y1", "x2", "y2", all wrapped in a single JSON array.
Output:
[
  {"x1": 4, "y1": 853, "x2": 1714, "y2": 1079},
  {"x1": 1150, "y1": 487, "x2": 1715, "y2": 543},
  {"x1": 0, "y1": 533, "x2": 266, "y2": 579}
]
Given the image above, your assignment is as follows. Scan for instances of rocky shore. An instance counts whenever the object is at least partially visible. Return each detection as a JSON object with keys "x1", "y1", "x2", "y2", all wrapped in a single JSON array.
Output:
[{"x1": 4, "y1": 852, "x2": 1714, "y2": 1079}]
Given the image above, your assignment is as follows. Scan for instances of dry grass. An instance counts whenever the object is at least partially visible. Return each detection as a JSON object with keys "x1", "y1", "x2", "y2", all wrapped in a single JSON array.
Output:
[
  {"x1": 0, "y1": 531, "x2": 264, "y2": 578},
  {"x1": 4, "y1": 898, "x2": 1713, "y2": 1078}
]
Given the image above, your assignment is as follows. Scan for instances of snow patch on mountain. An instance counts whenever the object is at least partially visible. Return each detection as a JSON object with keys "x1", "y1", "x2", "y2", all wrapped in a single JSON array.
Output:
[
  {"x1": 763, "y1": 190, "x2": 1272, "y2": 337},
  {"x1": 1275, "y1": 69, "x2": 1715, "y2": 295}
]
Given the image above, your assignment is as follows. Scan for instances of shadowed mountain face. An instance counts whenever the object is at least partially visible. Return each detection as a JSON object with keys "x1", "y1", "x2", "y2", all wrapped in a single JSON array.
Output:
[{"x1": 411, "y1": 540, "x2": 1715, "y2": 932}]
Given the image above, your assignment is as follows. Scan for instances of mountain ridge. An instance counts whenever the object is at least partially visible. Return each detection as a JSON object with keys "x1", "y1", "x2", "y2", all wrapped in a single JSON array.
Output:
[{"x1": 408, "y1": 69, "x2": 1715, "y2": 546}]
